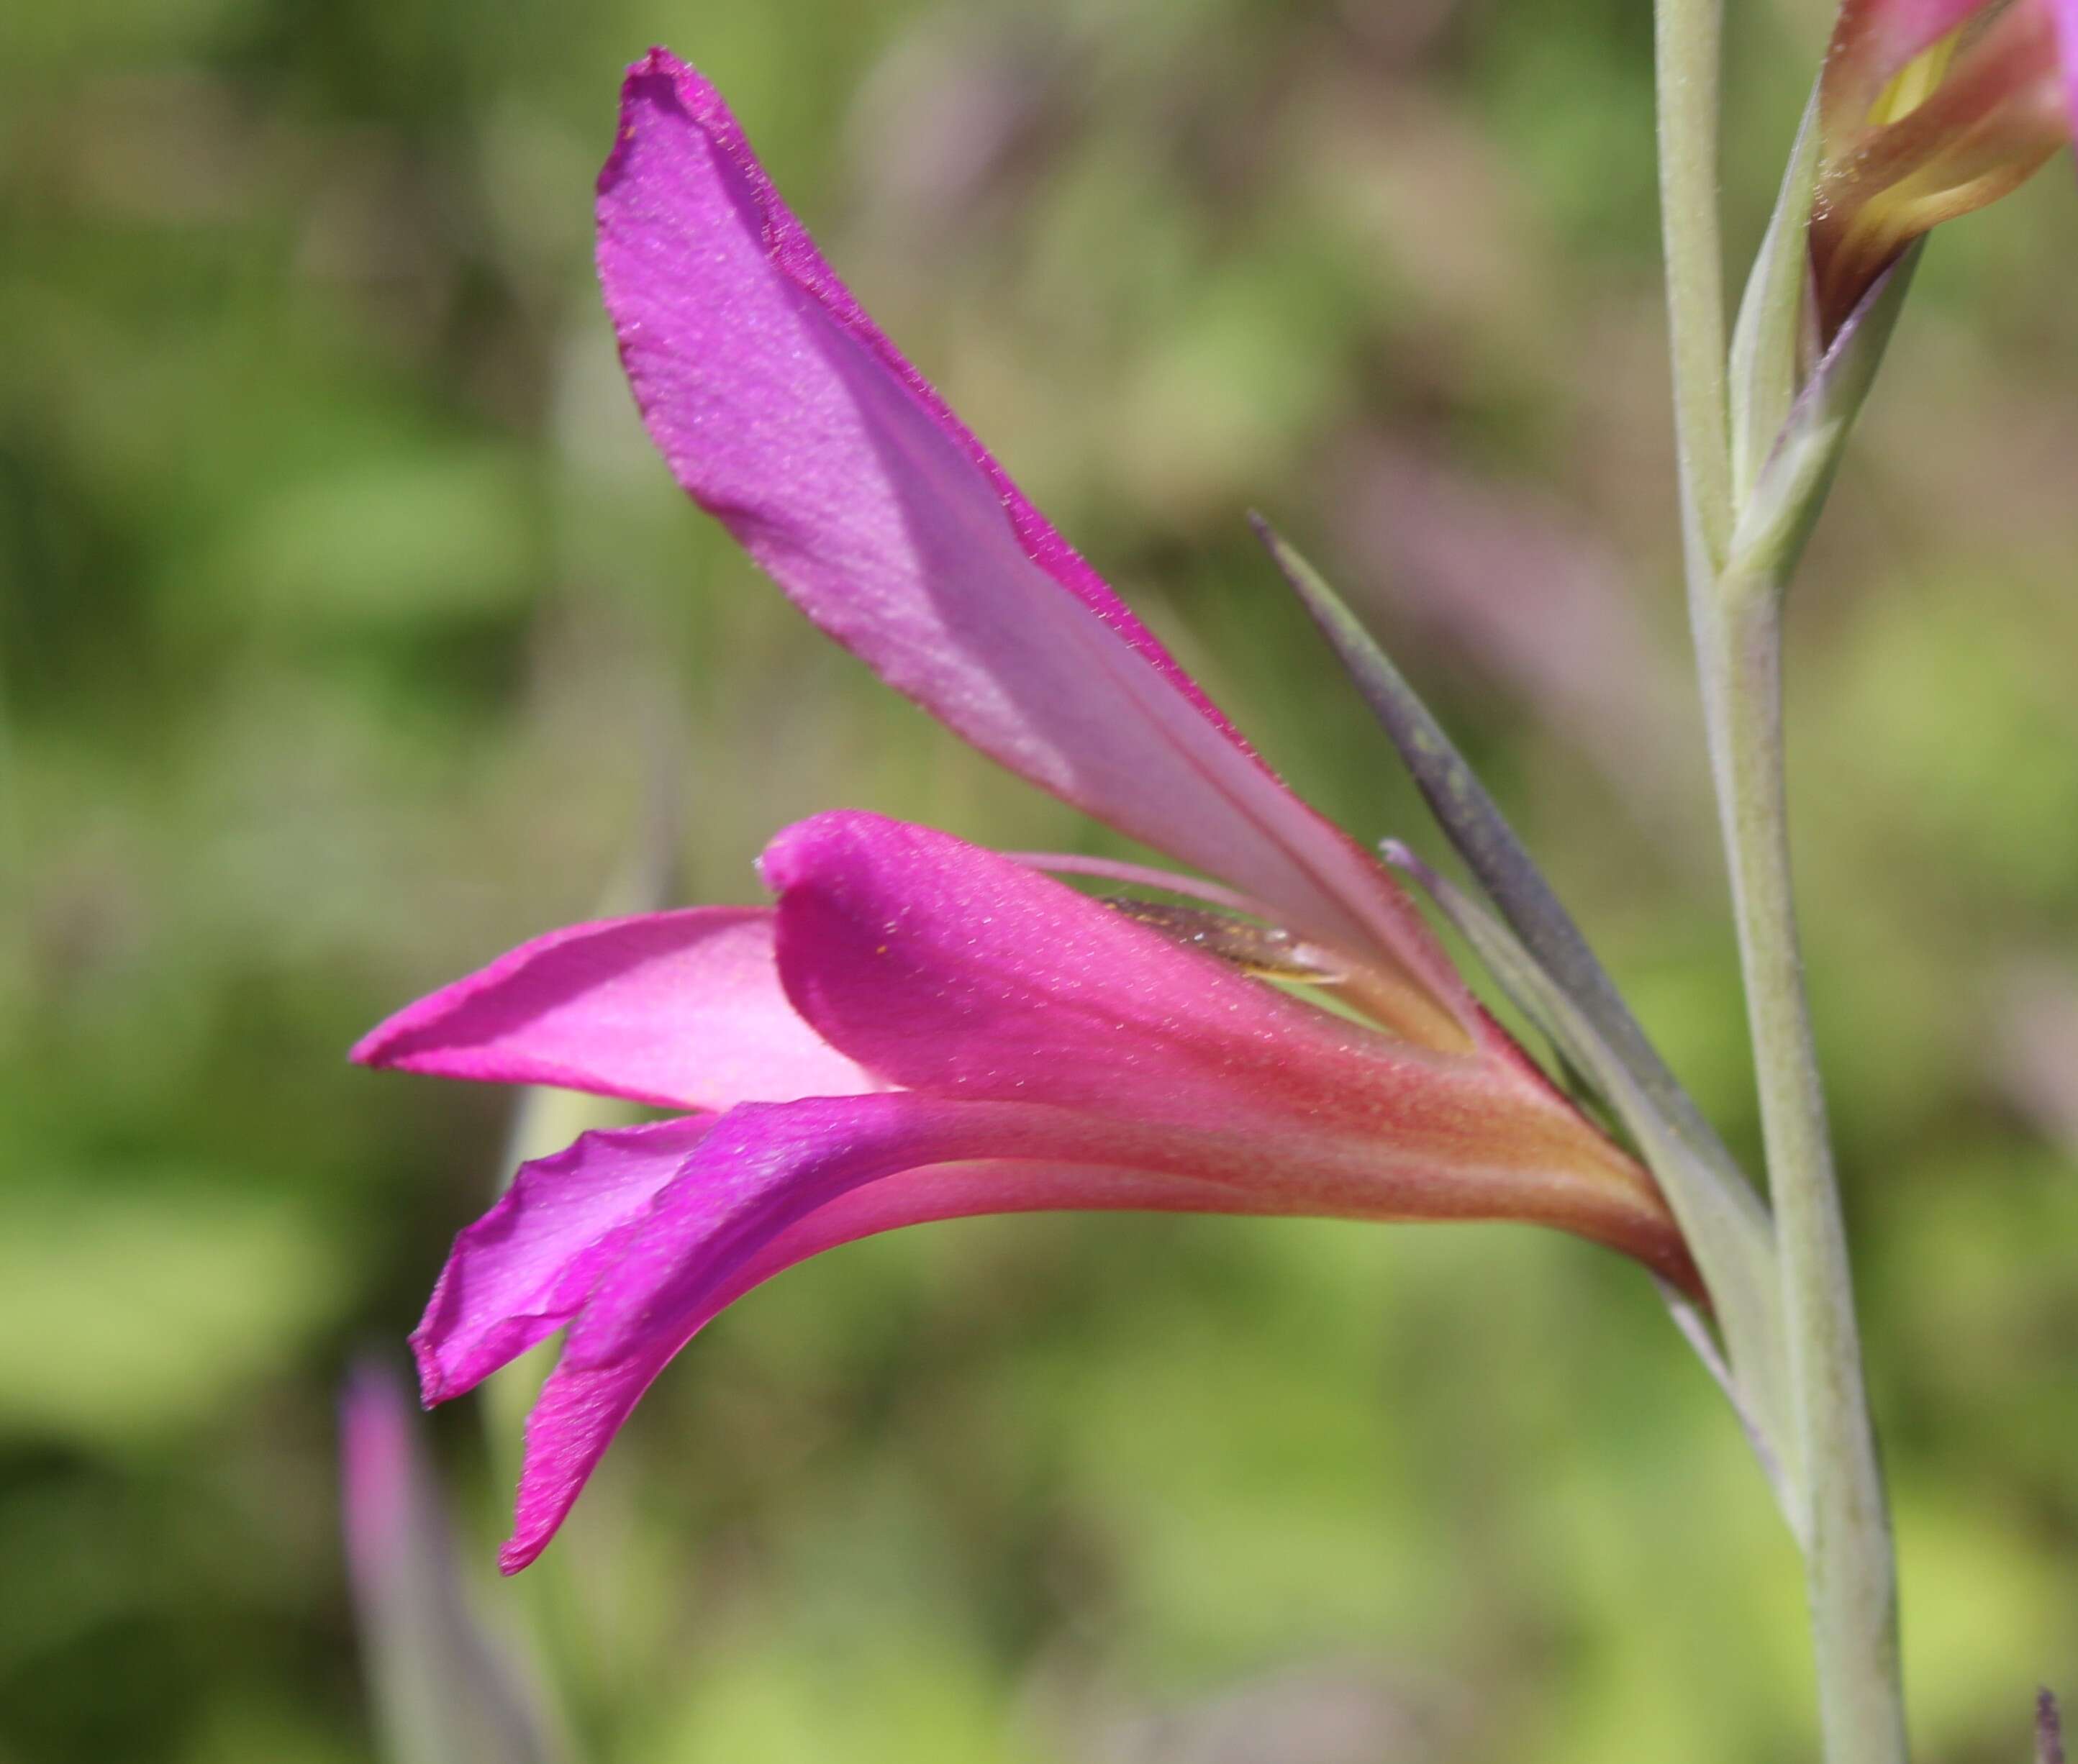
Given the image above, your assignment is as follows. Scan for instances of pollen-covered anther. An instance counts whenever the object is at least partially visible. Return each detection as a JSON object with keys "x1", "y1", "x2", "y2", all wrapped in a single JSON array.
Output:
[{"x1": 1097, "y1": 897, "x2": 1352, "y2": 985}]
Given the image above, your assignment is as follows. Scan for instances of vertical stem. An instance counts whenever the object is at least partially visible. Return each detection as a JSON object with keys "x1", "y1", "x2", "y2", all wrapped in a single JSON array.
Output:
[
  {"x1": 1653, "y1": 0, "x2": 1735, "y2": 583},
  {"x1": 1699, "y1": 571, "x2": 1908, "y2": 1764},
  {"x1": 1650, "y1": 0, "x2": 1909, "y2": 1752}
]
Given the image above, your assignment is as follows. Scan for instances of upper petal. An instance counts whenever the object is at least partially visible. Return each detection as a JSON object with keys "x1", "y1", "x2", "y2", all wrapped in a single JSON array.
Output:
[
  {"x1": 352, "y1": 906, "x2": 875, "y2": 1111},
  {"x1": 595, "y1": 49, "x2": 1471, "y2": 1047},
  {"x1": 763, "y1": 812, "x2": 1629, "y2": 1173}
]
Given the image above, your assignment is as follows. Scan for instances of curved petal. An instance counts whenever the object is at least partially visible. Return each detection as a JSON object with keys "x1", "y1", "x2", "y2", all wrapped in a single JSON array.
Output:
[
  {"x1": 412, "y1": 1114, "x2": 715, "y2": 1403},
  {"x1": 763, "y1": 813, "x2": 1666, "y2": 1209},
  {"x1": 353, "y1": 907, "x2": 876, "y2": 1111},
  {"x1": 502, "y1": 1092, "x2": 1176, "y2": 1570},
  {"x1": 500, "y1": 1122, "x2": 1291, "y2": 1573},
  {"x1": 493, "y1": 1073, "x2": 1693, "y2": 1569},
  {"x1": 595, "y1": 49, "x2": 1473, "y2": 1048}
]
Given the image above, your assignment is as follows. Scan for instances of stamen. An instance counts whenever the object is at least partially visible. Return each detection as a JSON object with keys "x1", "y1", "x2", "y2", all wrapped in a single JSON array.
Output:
[
  {"x1": 1008, "y1": 850, "x2": 1264, "y2": 917},
  {"x1": 1097, "y1": 897, "x2": 1350, "y2": 984},
  {"x1": 1869, "y1": 29, "x2": 1961, "y2": 125}
]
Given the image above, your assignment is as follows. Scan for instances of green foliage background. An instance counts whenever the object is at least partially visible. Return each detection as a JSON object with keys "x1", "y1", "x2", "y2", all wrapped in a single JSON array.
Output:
[{"x1": 3, "y1": 0, "x2": 2075, "y2": 1759}]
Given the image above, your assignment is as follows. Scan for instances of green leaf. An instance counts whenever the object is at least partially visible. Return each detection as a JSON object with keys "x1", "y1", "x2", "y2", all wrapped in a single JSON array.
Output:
[
  {"x1": 1380, "y1": 841, "x2": 1796, "y2": 1529},
  {"x1": 1726, "y1": 244, "x2": 1922, "y2": 587},
  {"x1": 1253, "y1": 520, "x2": 1797, "y2": 1514},
  {"x1": 1729, "y1": 84, "x2": 1822, "y2": 515}
]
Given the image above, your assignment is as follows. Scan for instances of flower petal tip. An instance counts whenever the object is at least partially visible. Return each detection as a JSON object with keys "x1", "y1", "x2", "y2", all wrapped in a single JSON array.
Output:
[
  {"x1": 347, "y1": 1017, "x2": 404, "y2": 1070},
  {"x1": 496, "y1": 1537, "x2": 543, "y2": 1578},
  {"x1": 407, "y1": 1325, "x2": 453, "y2": 1409},
  {"x1": 757, "y1": 810, "x2": 881, "y2": 899}
]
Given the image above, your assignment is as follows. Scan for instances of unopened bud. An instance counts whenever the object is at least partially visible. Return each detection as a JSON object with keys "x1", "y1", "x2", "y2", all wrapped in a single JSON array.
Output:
[{"x1": 1815, "y1": 0, "x2": 2072, "y2": 335}]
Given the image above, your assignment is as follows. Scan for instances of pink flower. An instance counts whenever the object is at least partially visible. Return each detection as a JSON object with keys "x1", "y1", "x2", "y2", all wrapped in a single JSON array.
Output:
[
  {"x1": 340, "y1": 1364, "x2": 558, "y2": 1750},
  {"x1": 1815, "y1": 0, "x2": 2078, "y2": 332},
  {"x1": 355, "y1": 48, "x2": 1695, "y2": 1574}
]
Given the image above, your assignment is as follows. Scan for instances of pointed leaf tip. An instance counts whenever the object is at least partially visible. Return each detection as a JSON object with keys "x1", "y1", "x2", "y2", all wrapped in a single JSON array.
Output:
[
  {"x1": 1253, "y1": 523, "x2": 1794, "y2": 1500},
  {"x1": 1729, "y1": 82, "x2": 1823, "y2": 512},
  {"x1": 1727, "y1": 242, "x2": 1921, "y2": 584},
  {"x1": 1380, "y1": 842, "x2": 1800, "y2": 1529}
]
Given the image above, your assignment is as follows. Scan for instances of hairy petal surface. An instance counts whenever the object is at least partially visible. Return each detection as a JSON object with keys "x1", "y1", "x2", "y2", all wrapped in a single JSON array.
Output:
[
  {"x1": 353, "y1": 908, "x2": 874, "y2": 1110},
  {"x1": 595, "y1": 48, "x2": 1472, "y2": 1047}
]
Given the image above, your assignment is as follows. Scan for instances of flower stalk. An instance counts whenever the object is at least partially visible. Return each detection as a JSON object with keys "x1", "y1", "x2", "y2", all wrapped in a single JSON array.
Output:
[
  {"x1": 1653, "y1": 1, "x2": 1913, "y2": 1757},
  {"x1": 1653, "y1": 0, "x2": 1735, "y2": 581},
  {"x1": 1694, "y1": 566, "x2": 1907, "y2": 1764}
]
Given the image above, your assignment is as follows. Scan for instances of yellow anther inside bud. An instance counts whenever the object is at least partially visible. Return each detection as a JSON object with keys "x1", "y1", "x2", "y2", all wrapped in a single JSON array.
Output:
[
  {"x1": 1814, "y1": 0, "x2": 2064, "y2": 337},
  {"x1": 1869, "y1": 30, "x2": 1963, "y2": 124}
]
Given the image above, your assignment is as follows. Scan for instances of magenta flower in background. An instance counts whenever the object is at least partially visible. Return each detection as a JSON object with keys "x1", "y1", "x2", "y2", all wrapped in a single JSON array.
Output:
[
  {"x1": 340, "y1": 1364, "x2": 561, "y2": 1758},
  {"x1": 355, "y1": 49, "x2": 1696, "y2": 1574},
  {"x1": 1815, "y1": 0, "x2": 2078, "y2": 331}
]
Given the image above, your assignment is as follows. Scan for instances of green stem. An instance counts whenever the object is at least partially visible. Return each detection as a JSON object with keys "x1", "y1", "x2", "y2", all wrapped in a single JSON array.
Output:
[
  {"x1": 1697, "y1": 570, "x2": 1908, "y2": 1764},
  {"x1": 1649, "y1": 0, "x2": 1909, "y2": 1753},
  {"x1": 1653, "y1": 0, "x2": 1735, "y2": 581}
]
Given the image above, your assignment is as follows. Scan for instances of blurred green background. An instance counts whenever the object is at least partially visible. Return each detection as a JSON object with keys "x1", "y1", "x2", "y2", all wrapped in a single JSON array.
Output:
[{"x1": 4, "y1": 0, "x2": 2075, "y2": 1759}]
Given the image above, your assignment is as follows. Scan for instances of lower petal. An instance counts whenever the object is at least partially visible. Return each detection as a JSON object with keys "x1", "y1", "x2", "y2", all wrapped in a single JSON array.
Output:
[
  {"x1": 495, "y1": 1091, "x2": 1697, "y2": 1568},
  {"x1": 413, "y1": 1114, "x2": 714, "y2": 1404},
  {"x1": 500, "y1": 1093, "x2": 1280, "y2": 1570}
]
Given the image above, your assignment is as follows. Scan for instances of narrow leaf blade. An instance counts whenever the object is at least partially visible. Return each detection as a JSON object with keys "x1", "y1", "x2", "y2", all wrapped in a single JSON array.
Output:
[
  {"x1": 1727, "y1": 242, "x2": 1922, "y2": 583},
  {"x1": 1730, "y1": 83, "x2": 1823, "y2": 512},
  {"x1": 1381, "y1": 842, "x2": 1799, "y2": 1529},
  {"x1": 1253, "y1": 519, "x2": 1794, "y2": 1493}
]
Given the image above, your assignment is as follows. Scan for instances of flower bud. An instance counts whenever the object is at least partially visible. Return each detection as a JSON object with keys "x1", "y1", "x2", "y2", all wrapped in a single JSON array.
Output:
[{"x1": 1815, "y1": 0, "x2": 2072, "y2": 335}]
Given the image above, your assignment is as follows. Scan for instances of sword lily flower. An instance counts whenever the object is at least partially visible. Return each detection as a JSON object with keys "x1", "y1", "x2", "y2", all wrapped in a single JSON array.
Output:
[
  {"x1": 355, "y1": 47, "x2": 1697, "y2": 1573},
  {"x1": 1815, "y1": 0, "x2": 2078, "y2": 332}
]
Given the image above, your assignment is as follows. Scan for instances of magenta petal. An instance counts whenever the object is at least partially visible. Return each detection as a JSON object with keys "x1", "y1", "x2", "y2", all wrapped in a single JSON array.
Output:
[
  {"x1": 340, "y1": 1364, "x2": 560, "y2": 1752},
  {"x1": 498, "y1": 1154, "x2": 1284, "y2": 1576},
  {"x1": 486, "y1": 961, "x2": 1685, "y2": 1568},
  {"x1": 760, "y1": 814, "x2": 1691, "y2": 1263},
  {"x1": 501, "y1": 1339, "x2": 679, "y2": 1573},
  {"x1": 353, "y1": 907, "x2": 875, "y2": 1110},
  {"x1": 765, "y1": 811, "x2": 1464, "y2": 1136},
  {"x1": 2050, "y1": 0, "x2": 2078, "y2": 136},
  {"x1": 412, "y1": 1114, "x2": 714, "y2": 1404},
  {"x1": 561, "y1": 1096, "x2": 1143, "y2": 1370},
  {"x1": 595, "y1": 50, "x2": 1470, "y2": 1041},
  {"x1": 500, "y1": 1092, "x2": 1163, "y2": 1570}
]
